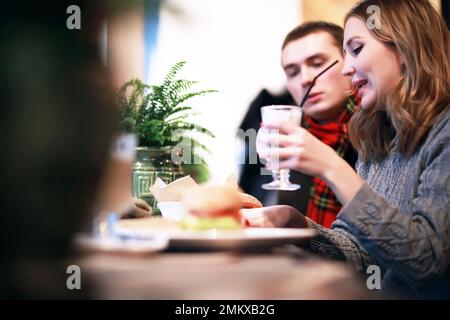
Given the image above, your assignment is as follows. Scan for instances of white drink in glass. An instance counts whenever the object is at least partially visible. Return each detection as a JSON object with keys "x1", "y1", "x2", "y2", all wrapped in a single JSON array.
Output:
[{"x1": 256, "y1": 105, "x2": 302, "y2": 191}]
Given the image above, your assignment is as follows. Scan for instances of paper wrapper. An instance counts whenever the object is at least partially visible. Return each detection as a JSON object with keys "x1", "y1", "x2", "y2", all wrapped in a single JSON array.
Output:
[
  {"x1": 149, "y1": 176, "x2": 199, "y2": 202},
  {"x1": 149, "y1": 174, "x2": 241, "y2": 202}
]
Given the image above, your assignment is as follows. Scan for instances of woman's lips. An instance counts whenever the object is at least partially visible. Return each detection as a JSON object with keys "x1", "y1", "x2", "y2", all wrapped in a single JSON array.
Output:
[
  {"x1": 306, "y1": 92, "x2": 323, "y2": 103},
  {"x1": 352, "y1": 79, "x2": 368, "y2": 98},
  {"x1": 352, "y1": 79, "x2": 368, "y2": 89}
]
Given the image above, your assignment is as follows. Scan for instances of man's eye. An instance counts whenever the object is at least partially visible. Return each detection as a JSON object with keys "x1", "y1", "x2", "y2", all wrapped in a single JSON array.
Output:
[
  {"x1": 286, "y1": 70, "x2": 298, "y2": 78},
  {"x1": 352, "y1": 45, "x2": 363, "y2": 55},
  {"x1": 312, "y1": 61, "x2": 324, "y2": 68}
]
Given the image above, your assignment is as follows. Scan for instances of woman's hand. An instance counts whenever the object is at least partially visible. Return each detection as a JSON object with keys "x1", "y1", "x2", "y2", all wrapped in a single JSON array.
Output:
[
  {"x1": 258, "y1": 122, "x2": 364, "y2": 206},
  {"x1": 241, "y1": 205, "x2": 310, "y2": 228}
]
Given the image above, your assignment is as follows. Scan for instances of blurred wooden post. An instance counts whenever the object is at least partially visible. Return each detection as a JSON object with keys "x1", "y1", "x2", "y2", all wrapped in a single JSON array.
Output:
[
  {"x1": 302, "y1": 0, "x2": 358, "y2": 26},
  {"x1": 107, "y1": 3, "x2": 145, "y2": 87},
  {"x1": 301, "y1": 0, "x2": 441, "y2": 27}
]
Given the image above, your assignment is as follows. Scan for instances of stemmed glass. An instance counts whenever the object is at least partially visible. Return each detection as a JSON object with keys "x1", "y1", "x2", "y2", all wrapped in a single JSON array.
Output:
[
  {"x1": 256, "y1": 105, "x2": 302, "y2": 191},
  {"x1": 255, "y1": 60, "x2": 339, "y2": 191}
]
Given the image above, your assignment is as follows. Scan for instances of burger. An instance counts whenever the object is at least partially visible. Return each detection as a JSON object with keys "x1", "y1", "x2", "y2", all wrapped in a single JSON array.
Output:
[
  {"x1": 180, "y1": 185, "x2": 262, "y2": 230},
  {"x1": 239, "y1": 192, "x2": 263, "y2": 209}
]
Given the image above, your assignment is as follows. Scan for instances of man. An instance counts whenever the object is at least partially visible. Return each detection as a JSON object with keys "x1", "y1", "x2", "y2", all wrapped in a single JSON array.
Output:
[
  {"x1": 280, "y1": 21, "x2": 357, "y2": 228},
  {"x1": 239, "y1": 21, "x2": 357, "y2": 228}
]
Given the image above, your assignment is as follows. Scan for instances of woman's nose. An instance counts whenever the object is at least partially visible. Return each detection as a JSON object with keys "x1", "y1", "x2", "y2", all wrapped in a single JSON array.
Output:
[{"x1": 341, "y1": 57, "x2": 355, "y2": 77}]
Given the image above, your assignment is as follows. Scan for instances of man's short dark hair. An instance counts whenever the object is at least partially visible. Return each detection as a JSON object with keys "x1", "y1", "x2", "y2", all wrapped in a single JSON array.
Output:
[{"x1": 282, "y1": 21, "x2": 344, "y2": 51}]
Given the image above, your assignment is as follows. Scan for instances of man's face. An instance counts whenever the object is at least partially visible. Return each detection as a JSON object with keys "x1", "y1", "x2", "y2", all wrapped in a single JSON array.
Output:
[{"x1": 281, "y1": 31, "x2": 351, "y2": 122}]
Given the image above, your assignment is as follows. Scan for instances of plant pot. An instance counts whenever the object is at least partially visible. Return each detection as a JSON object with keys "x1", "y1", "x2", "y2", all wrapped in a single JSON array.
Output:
[{"x1": 132, "y1": 146, "x2": 185, "y2": 213}]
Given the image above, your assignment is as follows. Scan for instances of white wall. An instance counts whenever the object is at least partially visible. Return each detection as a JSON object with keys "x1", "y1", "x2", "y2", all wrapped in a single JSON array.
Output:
[{"x1": 148, "y1": 0, "x2": 301, "y2": 183}]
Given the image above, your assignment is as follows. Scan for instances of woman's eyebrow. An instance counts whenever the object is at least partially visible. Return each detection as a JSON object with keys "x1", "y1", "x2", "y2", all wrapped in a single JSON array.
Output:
[{"x1": 345, "y1": 36, "x2": 362, "y2": 48}]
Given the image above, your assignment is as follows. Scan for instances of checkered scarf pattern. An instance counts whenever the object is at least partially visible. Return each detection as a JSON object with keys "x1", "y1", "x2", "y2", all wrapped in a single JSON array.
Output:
[{"x1": 303, "y1": 99, "x2": 356, "y2": 228}]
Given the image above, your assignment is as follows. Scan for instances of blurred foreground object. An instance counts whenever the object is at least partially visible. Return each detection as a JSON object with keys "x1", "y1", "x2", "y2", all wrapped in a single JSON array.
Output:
[
  {"x1": 94, "y1": 134, "x2": 152, "y2": 219},
  {"x1": 0, "y1": 2, "x2": 117, "y2": 298}
]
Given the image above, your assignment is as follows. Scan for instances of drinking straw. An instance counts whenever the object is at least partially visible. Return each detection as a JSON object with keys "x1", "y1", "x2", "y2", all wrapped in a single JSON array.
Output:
[{"x1": 299, "y1": 59, "x2": 339, "y2": 108}]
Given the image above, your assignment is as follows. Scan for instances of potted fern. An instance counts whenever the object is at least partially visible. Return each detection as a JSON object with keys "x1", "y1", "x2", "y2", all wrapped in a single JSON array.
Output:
[{"x1": 116, "y1": 61, "x2": 216, "y2": 208}]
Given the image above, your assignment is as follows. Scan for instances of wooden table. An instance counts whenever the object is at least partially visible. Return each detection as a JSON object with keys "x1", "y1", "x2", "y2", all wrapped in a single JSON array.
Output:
[{"x1": 77, "y1": 245, "x2": 371, "y2": 299}]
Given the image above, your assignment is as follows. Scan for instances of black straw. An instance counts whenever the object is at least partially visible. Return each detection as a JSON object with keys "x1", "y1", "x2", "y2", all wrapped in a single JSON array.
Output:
[{"x1": 299, "y1": 59, "x2": 339, "y2": 108}]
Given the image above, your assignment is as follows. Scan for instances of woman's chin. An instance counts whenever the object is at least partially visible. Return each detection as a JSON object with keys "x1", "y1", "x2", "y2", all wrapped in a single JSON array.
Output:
[{"x1": 360, "y1": 96, "x2": 375, "y2": 111}]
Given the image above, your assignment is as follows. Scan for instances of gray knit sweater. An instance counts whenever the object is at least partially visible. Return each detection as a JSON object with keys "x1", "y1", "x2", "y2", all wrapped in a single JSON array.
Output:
[{"x1": 309, "y1": 109, "x2": 450, "y2": 299}]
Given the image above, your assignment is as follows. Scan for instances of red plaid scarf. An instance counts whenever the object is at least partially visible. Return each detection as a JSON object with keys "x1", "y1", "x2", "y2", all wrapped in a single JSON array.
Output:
[{"x1": 303, "y1": 100, "x2": 356, "y2": 228}]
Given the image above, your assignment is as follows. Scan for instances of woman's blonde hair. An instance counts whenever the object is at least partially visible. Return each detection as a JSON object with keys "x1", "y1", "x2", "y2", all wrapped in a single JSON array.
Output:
[{"x1": 345, "y1": 0, "x2": 450, "y2": 160}]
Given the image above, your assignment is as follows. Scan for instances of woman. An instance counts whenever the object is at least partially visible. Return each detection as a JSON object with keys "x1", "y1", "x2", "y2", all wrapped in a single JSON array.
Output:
[{"x1": 245, "y1": 0, "x2": 450, "y2": 299}]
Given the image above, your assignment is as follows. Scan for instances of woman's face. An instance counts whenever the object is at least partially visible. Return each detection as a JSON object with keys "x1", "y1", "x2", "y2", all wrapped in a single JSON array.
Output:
[{"x1": 342, "y1": 17, "x2": 403, "y2": 110}]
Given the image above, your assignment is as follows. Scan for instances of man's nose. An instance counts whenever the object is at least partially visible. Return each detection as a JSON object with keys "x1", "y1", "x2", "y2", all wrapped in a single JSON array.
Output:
[{"x1": 300, "y1": 68, "x2": 314, "y2": 88}]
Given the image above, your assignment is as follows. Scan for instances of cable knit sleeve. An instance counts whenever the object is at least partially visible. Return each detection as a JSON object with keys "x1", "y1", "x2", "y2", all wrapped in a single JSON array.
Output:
[
  {"x1": 310, "y1": 127, "x2": 450, "y2": 289},
  {"x1": 308, "y1": 218, "x2": 375, "y2": 272}
]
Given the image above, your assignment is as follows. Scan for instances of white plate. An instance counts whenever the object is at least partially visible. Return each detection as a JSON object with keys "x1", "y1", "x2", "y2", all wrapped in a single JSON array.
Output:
[
  {"x1": 114, "y1": 225, "x2": 314, "y2": 251},
  {"x1": 73, "y1": 233, "x2": 169, "y2": 254}
]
